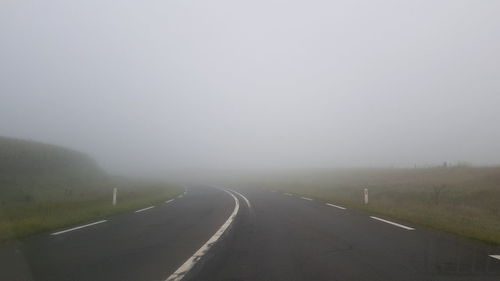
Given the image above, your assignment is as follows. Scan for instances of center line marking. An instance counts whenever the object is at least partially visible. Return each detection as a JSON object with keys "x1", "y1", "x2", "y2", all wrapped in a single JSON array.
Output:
[
  {"x1": 301, "y1": 197, "x2": 313, "y2": 201},
  {"x1": 165, "y1": 190, "x2": 240, "y2": 281},
  {"x1": 490, "y1": 255, "x2": 500, "y2": 260},
  {"x1": 135, "y1": 206, "x2": 155, "y2": 213},
  {"x1": 284, "y1": 193, "x2": 293, "y2": 196},
  {"x1": 326, "y1": 203, "x2": 346, "y2": 210},
  {"x1": 51, "y1": 220, "x2": 107, "y2": 236},
  {"x1": 229, "y1": 189, "x2": 252, "y2": 209},
  {"x1": 370, "y1": 216, "x2": 415, "y2": 230}
]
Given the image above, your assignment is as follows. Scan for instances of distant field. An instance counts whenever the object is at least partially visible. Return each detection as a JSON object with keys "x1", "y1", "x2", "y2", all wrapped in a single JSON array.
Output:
[
  {"x1": 236, "y1": 167, "x2": 500, "y2": 244},
  {"x1": 0, "y1": 136, "x2": 183, "y2": 242}
]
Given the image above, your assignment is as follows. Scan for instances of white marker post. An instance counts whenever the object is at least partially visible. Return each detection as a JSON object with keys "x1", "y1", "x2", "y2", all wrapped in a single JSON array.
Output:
[
  {"x1": 112, "y1": 188, "x2": 117, "y2": 206},
  {"x1": 364, "y1": 188, "x2": 369, "y2": 204}
]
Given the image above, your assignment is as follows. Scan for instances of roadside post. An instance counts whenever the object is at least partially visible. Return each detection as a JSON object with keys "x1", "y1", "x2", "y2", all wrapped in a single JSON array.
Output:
[
  {"x1": 364, "y1": 188, "x2": 368, "y2": 204},
  {"x1": 113, "y1": 187, "x2": 117, "y2": 206}
]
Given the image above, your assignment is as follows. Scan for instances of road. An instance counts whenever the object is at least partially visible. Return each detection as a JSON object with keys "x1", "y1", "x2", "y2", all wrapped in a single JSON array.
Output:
[{"x1": 1, "y1": 186, "x2": 500, "y2": 281}]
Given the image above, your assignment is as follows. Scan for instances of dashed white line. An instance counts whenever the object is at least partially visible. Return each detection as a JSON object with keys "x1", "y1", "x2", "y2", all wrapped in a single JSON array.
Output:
[
  {"x1": 284, "y1": 193, "x2": 293, "y2": 196},
  {"x1": 326, "y1": 203, "x2": 346, "y2": 210},
  {"x1": 370, "y1": 216, "x2": 415, "y2": 230},
  {"x1": 51, "y1": 220, "x2": 107, "y2": 236},
  {"x1": 165, "y1": 190, "x2": 240, "y2": 281},
  {"x1": 165, "y1": 199, "x2": 174, "y2": 204},
  {"x1": 301, "y1": 197, "x2": 313, "y2": 201},
  {"x1": 229, "y1": 189, "x2": 252, "y2": 209},
  {"x1": 490, "y1": 255, "x2": 500, "y2": 260},
  {"x1": 134, "y1": 206, "x2": 155, "y2": 213}
]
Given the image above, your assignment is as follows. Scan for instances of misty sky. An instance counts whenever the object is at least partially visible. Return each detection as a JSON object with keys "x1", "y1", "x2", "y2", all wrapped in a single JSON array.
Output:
[{"x1": 1, "y1": 0, "x2": 500, "y2": 172}]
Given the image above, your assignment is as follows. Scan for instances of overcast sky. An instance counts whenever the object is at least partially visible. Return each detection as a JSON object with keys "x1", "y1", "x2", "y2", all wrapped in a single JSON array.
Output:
[{"x1": 1, "y1": 0, "x2": 500, "y2": 172}]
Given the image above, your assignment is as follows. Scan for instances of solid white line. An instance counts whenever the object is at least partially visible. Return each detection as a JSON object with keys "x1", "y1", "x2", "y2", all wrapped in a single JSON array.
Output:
[
  {"x1": 51, "y1": 220, "x2": 107, "y2": 236},
  {"x1": 490, "y1": 255, "x2": 500, "y2": 260},
  {"x1": 135, "y1": 206, "x2": 155, "y2": 213},
  {"x1": 229, "y1": 189, "x2": 251, "y2": 209},
  {"x1": 284, "y1": 193, "x2": 293, "y2": 196},
  {"x1": 370, "y1": 216, "x2": 415, "y2": 230},
  {"x1": 301, "y1": 197, "x2": 313, "y2": 201},
  {"x1": 326, "y1": 203, "x2": 346, "y2": 210},
  {"x1": 165, "y1": 199, "x2": 174, "y2": 204},
  {"x1": 165, "y1": 190, "x2": 240, "y2": 281}
]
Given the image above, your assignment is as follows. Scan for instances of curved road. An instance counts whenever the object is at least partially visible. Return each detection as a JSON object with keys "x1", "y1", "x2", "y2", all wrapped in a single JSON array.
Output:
[
  {"x1": 1, "y1": 185, "x2": 499, "y2": 281},
  {"x1": 0, "y1": 186, "x2": 234, "y2": 281}
]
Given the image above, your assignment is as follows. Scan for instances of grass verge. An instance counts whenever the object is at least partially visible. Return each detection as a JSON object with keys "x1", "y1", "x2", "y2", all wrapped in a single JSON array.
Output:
[
  {"x1": 271, "y1": 187, "x2": 500, "y2": 244},
  {"x1": 0, "y1": 183, "x2": 183, "y2": 242},
  {"x1": 238, "y1": 167, "x2": 500, "y2": 244}
]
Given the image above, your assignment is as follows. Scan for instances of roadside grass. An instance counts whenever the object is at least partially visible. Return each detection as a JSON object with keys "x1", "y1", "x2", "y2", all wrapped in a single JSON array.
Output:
[
  {"x1": 246, "y1": 167, "x2": 500, "y2": 244},
  {"x1": 0, "y1": 183, "x2": 183, "y2": 242},
  {"x1": 0, "y1": 136, "x2": 185, "y2": 242}
]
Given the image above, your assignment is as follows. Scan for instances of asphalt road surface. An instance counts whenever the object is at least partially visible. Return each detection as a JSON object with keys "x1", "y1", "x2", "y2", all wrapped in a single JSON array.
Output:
[{"x1": 1, "y1": 185, "x2": 500, "y2": 281}]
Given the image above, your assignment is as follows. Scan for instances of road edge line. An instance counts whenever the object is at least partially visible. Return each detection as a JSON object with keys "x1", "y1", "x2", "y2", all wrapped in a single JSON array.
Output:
[
  {"x1": 50, "y1": 220, "x2": 107, "y2": 236},
  {"x1": 229, "y1": 189, "x2": 251, "y2": 209},
  {"x1": 134, "y1": 206, "x2": 155, "y2": 213},
  {"x1": 326, "y1": 203, "x2": 346, "y2": 210},
  {"x1": 490, "y1": 255, "x2": 500, "y2": 260},
  {"x1": 370, "y1": 216, "x2": 415, "y2": 230}
]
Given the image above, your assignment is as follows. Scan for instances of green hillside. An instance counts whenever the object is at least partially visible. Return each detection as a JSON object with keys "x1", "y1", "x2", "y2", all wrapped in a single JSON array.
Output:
[
  {"x1": 0, "y1": 136, "x2": 104, "y2": 180},
  {"x1": 0, "y1": 136, "x2": 182, "y2": 241},
  {"x1": 0, "y1": 137, "x2": 107, "y2": 202}
]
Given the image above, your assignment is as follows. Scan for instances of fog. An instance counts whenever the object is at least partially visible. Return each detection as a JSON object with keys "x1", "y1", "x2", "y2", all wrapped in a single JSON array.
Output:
[{"x1": 1, "y1": 0, "x2": 500, "y2": 173}]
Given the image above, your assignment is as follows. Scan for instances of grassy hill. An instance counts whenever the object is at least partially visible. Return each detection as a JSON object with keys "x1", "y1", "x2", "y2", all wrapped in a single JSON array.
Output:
[
  {"x1": 0, "y1": 136, "x2": 183, "y2": 242},
  {"x1": 0, "y1": 137, "x2": 107, "y2": 202},
  {"x1": 0, "y1": 137, "x2": 104, "y2": 180}
]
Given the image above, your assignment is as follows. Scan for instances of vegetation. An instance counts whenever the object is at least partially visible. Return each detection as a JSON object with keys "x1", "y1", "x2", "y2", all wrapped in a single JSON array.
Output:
[
  {"x1": 0, "y1": 136, "x2": 183, "y2": 242},
  {"x1": 234, "y1": 167, "x2": 500, "y2": 244}
]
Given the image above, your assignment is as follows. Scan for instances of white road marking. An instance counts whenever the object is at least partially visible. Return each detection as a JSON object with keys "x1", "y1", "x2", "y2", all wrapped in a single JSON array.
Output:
[
  {"x1": 284, "y1": 193, "x2": 293, "y2": 196},
  {"x1": 326, "y1": 203, "x2": 346, "y2": 210},
  {"x1": 490, "y1": 255, "x2": 500, "y2": 260},
  {"x1": 370, "y1": 216, "x2": 415, "y2": 230},
  {"x1": 229, "y1": 189, "x2": 251, "y2": 209},
  {"x1": 165, "y1": 199, "x2": 174, "y2": 204},
  {"x1": 301, "y1": 197, "x2": 313, "y2": 201},
  {"x1": 134, "y1": 206, "x2": 155, "y2": 213},
  {"x1": 51, "y1": 220, "x2": 107, "y2": 236},
  {"x1": 178, "y1": 194, "x2": 184, "y2": 198},
  {"x1": 165, "y1": 190, "x2": 240, "y2": 281}
]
